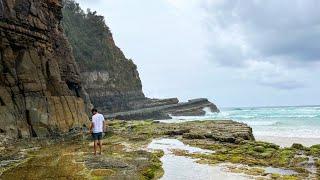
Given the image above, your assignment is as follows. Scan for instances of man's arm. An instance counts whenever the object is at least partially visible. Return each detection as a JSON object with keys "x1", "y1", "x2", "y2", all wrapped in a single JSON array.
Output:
[
  {"x1": 103, "y1": 120, "x2": 106, "y2": 132},
  {"x1": 89, "y1": 122, "x2": 94, "y2": 133}
]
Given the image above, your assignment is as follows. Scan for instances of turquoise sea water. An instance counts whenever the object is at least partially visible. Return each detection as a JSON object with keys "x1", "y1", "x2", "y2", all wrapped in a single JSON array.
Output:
[{"x1": 169, "y1": 106, "x2": 320, "y2": 139}]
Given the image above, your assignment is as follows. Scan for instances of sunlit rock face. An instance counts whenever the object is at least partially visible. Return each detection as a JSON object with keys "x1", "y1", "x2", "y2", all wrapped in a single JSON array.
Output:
[{"x1": 0, "y1": 0, "x2": 90, "y2": 138}]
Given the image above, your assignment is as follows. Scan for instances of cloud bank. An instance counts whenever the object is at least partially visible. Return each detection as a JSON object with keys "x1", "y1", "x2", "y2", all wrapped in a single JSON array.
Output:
[
  {"x1": 200, "y1": 0, "x2": 320, "y2": 89},
  {"x1": 76, "y1": 0, "x2": 320, "y2": 106}
]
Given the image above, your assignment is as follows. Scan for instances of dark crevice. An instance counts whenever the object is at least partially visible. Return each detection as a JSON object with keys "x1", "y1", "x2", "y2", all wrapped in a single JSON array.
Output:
[
  {"x1": 0, "y1": 0, "x2": 4, "y2": 19},
  {"x1": 45, "y1": 61, "x2": 50, "y2": 78},
  {"x1": 0, "y1": 97, "x2": 5, "y2": 106},
  {"x1": 26, "y1": 110, "x2": 37, "y2": 137},
  {"x1": 47, "y1": 128, "x2": 53, "y2": 136},
  {"x1": 66, "y1": 80, "x2": 81, "y2": 97},
  {"x1": 17, "y1": 129, "x2": 22, "y2": 139},
  {"x1": 0, "y1": 128, "x2": 5, "y2": 133}
]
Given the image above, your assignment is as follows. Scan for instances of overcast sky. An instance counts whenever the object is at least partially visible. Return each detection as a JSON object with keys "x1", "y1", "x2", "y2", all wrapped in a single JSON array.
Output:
[{"x1": 76, "y1": 0, "x2": 320, "y2": 107}]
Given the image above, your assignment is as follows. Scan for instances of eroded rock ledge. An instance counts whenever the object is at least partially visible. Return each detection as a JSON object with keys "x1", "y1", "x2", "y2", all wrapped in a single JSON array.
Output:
[{"x1": 104, "y1": 98, "x2": 220, "y2": 120}]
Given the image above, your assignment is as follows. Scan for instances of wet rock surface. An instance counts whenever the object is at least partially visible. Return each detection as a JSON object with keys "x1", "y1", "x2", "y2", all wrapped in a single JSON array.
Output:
[
  {"x1": 157, "y1": 120, "x2": 254, "y2": 143},
  {"x1": 85, "y1": 156, "x2": 129, "y2": 169},
  {"x1": 177, "y1": 139, "x2": 320, "y2": 179},
  {"x1": 0, "y1": 120, "x2": 319, "y2": 179},
  {"x1": 0, "y1": 120, "x2": 251, "y2": 179}
]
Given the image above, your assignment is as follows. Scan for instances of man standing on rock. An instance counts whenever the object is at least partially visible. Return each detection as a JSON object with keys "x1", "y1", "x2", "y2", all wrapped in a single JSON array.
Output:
[{"x1": 90, "y1": 108, "x2": 106, "y2": 155}]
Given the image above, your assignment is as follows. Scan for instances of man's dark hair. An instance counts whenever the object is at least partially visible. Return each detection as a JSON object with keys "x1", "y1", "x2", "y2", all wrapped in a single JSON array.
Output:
[{"x1": 91, "y1": 108, "x2": 98, "y2": 114}]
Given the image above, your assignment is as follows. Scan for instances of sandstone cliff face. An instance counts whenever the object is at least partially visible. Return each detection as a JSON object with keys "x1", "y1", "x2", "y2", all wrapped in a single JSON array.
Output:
[{"x1": 0, "y1": 0, "x2": 89, "y2": 138}]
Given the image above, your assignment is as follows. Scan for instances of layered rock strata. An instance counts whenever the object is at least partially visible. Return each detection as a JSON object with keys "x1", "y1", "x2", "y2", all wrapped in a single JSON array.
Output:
[
  {"x1": 0, "y1": 0, "x2": 89, "y2": 138},
  {"x1": 105, "y1": 98, "x2": 220, "y2": 120}
]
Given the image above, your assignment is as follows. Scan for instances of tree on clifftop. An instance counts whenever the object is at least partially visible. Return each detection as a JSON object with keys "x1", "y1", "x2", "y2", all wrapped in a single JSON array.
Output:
[{"x1": 62, "y1": 0, "x2": 114, "y2": 71}]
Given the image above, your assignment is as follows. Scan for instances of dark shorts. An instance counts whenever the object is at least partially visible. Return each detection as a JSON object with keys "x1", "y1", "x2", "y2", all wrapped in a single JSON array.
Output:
[{"x1": 92, "y1": 132, "x2": 102, "y2": 141}]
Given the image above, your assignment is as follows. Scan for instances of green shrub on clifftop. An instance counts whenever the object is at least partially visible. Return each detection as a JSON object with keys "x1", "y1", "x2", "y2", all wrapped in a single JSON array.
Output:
[{"x1": 62, "y1": 0, "x2": 112, "y2": 71}]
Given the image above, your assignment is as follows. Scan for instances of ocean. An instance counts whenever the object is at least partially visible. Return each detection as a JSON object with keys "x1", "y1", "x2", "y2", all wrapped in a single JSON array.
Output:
[{"x1": 163, "y1": 106, "x2": 320, "y2": 146}]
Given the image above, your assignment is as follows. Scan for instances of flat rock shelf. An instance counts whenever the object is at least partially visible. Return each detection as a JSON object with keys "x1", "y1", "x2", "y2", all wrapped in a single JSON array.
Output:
[{"x1": 0, "y1": 120, "x2": 319, "y2": 179}]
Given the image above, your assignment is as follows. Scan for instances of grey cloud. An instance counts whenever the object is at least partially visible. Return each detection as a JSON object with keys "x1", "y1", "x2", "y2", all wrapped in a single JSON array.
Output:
[
  {"x1": 203, "y1": 0, "x2": 320, "y2": 89},
  {"x1": 207, "y1": 43, "x2": 246, "y2": 67},
  {"x1": 204, "y1": 0, "x2": 320, "y2": 64}
]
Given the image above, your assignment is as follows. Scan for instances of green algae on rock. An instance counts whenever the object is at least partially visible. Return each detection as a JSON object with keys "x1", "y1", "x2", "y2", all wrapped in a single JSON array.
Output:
[
  {"x1": 178, "y1": 138, "x2": 320, "y2": 179},
  {"x1": 0, "y1": 120, "x2": 252, "y2": 179},
  {"x1": 0, "y1": 136, "x2": 164, "y2": 179},
  {"x1": 1, "y1": 120, "x2": 319, "y2": 179}
]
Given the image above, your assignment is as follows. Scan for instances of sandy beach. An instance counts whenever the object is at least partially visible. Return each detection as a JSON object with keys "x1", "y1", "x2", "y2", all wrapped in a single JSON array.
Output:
[{"x1": 256, "y1": 136, "x2": 320, "y2": 147}]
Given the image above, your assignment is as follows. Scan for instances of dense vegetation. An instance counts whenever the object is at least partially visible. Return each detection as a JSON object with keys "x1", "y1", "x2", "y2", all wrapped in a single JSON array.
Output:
[
  {"x1": 61, "y1": 0, "x2": 144, "y2": 112},
  {"x1": 62, "y1": 0, "x2": 119, "y2": 71}
]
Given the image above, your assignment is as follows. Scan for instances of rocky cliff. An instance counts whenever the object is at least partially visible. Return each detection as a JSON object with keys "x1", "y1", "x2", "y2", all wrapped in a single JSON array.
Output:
[
  {"x1": 0, "y1": 0, "x2": 89, "y2": 138},
  {"x1": 62, "y1": 0, "x2": 220, "y2": 119},
  {"x1": 62, "y1": 1, "x2": 145, "y2": 113},
  {"x1": 0, "y1": 0, "x2": 219, "y2": 140}
]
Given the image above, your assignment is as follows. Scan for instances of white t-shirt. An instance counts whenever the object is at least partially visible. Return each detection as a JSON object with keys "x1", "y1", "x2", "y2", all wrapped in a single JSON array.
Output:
[{"x1": 92, "y1": 113, "x2": 105, "y2": 133}]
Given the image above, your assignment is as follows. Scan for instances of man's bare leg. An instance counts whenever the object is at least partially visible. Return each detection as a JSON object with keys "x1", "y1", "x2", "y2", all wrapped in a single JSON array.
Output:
[
  {"x1": 93, "y1": 140, "x2": 97, "y2": 155},
  {"x1": 98, "y1": 140, "x2": 102, "y2": 155}
]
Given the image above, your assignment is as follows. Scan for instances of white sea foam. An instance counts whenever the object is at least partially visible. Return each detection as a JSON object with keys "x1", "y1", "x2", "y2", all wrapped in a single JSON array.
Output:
[
  {"x1": 253, "y1": 128, "x2": 320, "y2": 139},
  {"x1": 168, "y1": 106, "x2": 320, "y2": 142},
  {"x1": 203, "y1": 107, "x2": 214, "y2": 115},
  {"x1": 240, "y1": 120, "x2": 281, "y2": 126}
]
